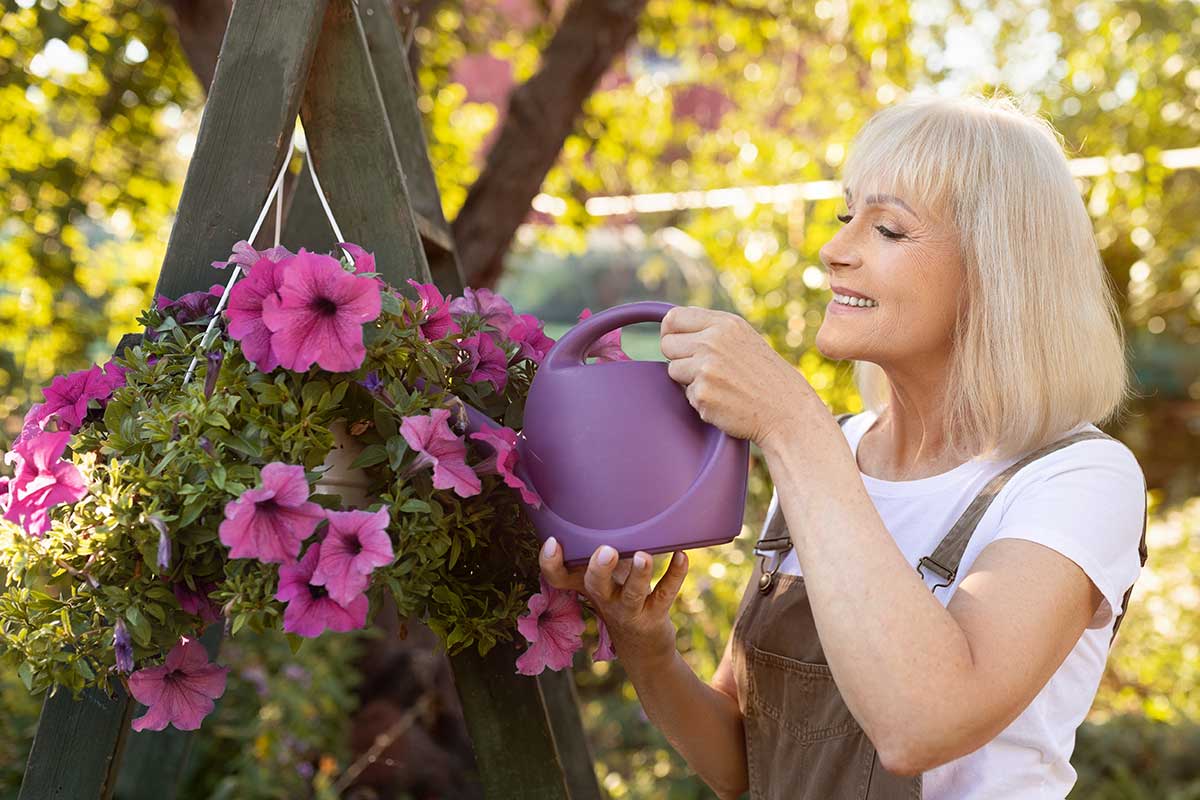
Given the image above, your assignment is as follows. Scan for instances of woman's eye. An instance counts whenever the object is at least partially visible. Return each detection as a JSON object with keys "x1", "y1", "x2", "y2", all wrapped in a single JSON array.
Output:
[
  {"x1": 836, "y1": 213, "x2": 853, "y2": 224},
  {"x1": 875, "y1": 225, "x2": 905, "y2": 240}
]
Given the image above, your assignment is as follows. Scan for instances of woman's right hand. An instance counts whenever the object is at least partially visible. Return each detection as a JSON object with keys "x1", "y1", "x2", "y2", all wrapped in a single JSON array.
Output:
[{"x1": 538, "y1": 537, "x2": 690, "y2": 667}]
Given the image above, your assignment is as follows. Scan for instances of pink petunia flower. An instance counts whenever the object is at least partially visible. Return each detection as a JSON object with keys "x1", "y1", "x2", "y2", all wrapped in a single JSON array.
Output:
[
  {"x1": 514, "y1": 574, "x2": 585, "y2": 675},
  {"x1": 225, "y1": 257, "x2": 286, "y2": 372},
  {"x1": 276, "y1": 543, "x2": 370, "y2": 637},
  {"x1": 404, "y1": 279, "x2": 461, "y2": 341},
  {"x1": 336, "y1": 242, "x2": 385, "y2": 289},
  {"x1": 593, "y1": 613, "x2": 615, "y2": 661},
  {"x1": 505, "y1": 313, "x2": 556, "y2": 365},
  {"x1": 218, "y1": 462, "x2": 325, "y2": 564},
  {"x1": 448, "y1": 287, "x2": 516, "y2": 333},
  {"x1": 399, "y1": 408, "x2": 481, "y2": 498},
  {"x1": 457, "y1": 332, "x2": 509, "y2": 393},
  {"x1": 211, "y1": 239, "x2": 293, "y2": 270},
  {"x1": 173, "y1": 581, "x2": 221, "y2": 624},
  {"x1": 261, "y1": 249, "x2": 382, "y2": 373},
  {"x1": 101, "y1": 359, "x2": 128, "y2": 393},
  {"x1": 12, "y1": 402, "x2": 53, "y2": 449},
  {"x1": 311, "y1": 507, "x2": 393, "y2": 606},
  {"x1": 578, "y1": 308, "x2": 632, "y2": 363},
  {"x1": 129, "y1": 637, "x2": 228, "y2": 732},
  {"x1": 154, "y1": 285, "x2": 225, "y2": 325},
  {"x1": 41, "y1": 365, "x2": 116, "y2": 431},
  {"x1": 2, "y1": 431, "x2": 87, "y2": 537},
  {"x1": 468, "y1": 423, "x2": 541, "y2": 508}
]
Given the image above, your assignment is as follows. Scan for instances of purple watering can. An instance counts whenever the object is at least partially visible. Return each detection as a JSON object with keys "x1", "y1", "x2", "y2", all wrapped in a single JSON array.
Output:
[{"x1": 461, "y1": 301, "x2": 750, "y2": 568}]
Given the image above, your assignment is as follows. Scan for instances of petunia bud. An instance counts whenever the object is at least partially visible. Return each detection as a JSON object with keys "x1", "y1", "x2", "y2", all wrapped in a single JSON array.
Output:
[
  {"x1": 203, "y1": 350, "x2": 224, "y2": 399},
  {"x1": 113, "y1": 619, "x2": 133, "y2": 673},
  {"x1": 198, "y1": 436, "x2": 215, "y2": 457},
  {"x1": 150, "y1": 516, "x2": 171, "y2": 570}
]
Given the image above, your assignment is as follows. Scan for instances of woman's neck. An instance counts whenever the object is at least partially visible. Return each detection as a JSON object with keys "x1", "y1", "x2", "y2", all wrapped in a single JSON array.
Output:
[{"x1": 857, "y1": 372, "x2": 963, "y2": 482}]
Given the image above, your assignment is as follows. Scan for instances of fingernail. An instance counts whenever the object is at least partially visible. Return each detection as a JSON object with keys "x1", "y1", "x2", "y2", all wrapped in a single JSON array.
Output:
[
  {"x1": 634, "y1": 553, "x2": 647, "y2": 570},
  {"x1": 673, "y1": 551, "x2": 684, "y2": 567},
  {"x1": 598, "y1": 546, "x2": 616, "y2": 565},
  {"x1": 542, "y1": 537, "x2": 557, "y2": 558}
]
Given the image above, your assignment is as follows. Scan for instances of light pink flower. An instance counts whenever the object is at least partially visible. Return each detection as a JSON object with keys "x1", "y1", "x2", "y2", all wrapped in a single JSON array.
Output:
[
  {"x1": 579, "y1": 308, "x2": 632, "y2": 363},
  {"x1": 449, "y1": 287, "x2": 516, "y2": 333},
  {"x1": 218, "y1": 462, "x2": 325, "y2": 564},
  {"x1": 276, "y1": 543, "x2": 369, "y2": 637},
  {"x1": 41, "y1": 365, "x2": 116, "y2": 431},
  {"x1": 129, "y1": 638, "x2": 228, "y2": 732},
  {"x1": 457, "y1": 332, "x2": 509, "y2": 393},
  {"x1": 311, "y1": 507, "x2": 393, "y2": 606},
  {"x1": 404, "y1": 279, "x2": 461, "y2": 341},
  {"x1": 469, "y1": 424, "x2": 541, "y2": 508},
  {"x1": 225, "y1": 257, "x2": 286, "y2": 372},
  {"x1": 2, "y1": 431, "x2": 87, "y2": 537},
  {"x1": 211, "y1": 239, "x2": 293, "y2": 270},
  {"x1": 399, "y1": 408, "x2": 481, "y2": 498},
  {"x1": 515, "y1": 574, "x2": 585, "y2": 675},
  {"x1": 261, "y1": 249, "x2": 382, "y2": 373},
  {"x1": 506, "y1": 313, "x2": 556, "y2": 365},
  {"x1": 12, "y1": 402, "x2": 53, "y2": 449}
]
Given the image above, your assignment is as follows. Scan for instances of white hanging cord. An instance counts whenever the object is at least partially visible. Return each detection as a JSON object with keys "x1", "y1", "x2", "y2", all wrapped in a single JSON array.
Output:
[
  {"x1": 181, "y1": 127, "x2": 296, "y2": 384},
  {"x1": 303, "y1": 132, "x2": 347, "y2": 245}
]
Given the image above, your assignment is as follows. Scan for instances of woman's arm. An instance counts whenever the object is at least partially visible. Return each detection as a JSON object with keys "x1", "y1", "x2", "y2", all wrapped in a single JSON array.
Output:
[
  {"x1": 622, "y1": 640, "x2": 749, "y2": 800},
  {"x1": 759, "y1": 413, "x2": 1101, "y2": 775}
]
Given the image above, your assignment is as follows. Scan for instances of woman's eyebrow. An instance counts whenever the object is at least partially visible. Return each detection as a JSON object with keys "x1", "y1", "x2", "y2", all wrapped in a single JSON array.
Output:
[{"x1": 843, "y1": 190, "x2": 918, "y2": 217}]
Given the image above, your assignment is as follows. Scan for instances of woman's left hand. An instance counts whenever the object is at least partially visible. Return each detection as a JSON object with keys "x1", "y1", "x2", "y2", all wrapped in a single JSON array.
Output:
[{"x1": 660, "y1": 305, "x2": 821, "y2": 446}]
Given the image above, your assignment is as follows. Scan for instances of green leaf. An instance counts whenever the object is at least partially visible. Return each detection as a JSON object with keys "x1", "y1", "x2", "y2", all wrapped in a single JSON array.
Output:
[
  {"x1": 386, "y1": 435, "x2": 409, "y2": 470},
  {"x1": 349, "y1": 444, "x2": 388, "y2": 470},
  {"x1": 380, "y1": 292, "x2": 404, "y2": 316},
  {"x1": 285, "y1": 633, "x2": 304, "y2": 654},
  {"x1": 17, "y1": 663, "x2": 33, "y2": 692},
  {"x1": 399, "y1": 498, "x2": 431, "y2": 514},
  {"x1": 125, "y1": 607, "x2": 152, "y2": 646}
]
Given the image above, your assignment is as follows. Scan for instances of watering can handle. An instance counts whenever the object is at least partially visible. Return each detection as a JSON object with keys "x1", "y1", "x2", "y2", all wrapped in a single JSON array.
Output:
[{"x1": 544, "y1": 301, "x2": 676, "y2": 371}]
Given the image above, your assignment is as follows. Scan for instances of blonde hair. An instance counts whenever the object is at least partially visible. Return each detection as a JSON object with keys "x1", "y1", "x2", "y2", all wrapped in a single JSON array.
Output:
[{"x1": 842, "y1": 92, "x2": 1132, "y2": 461}]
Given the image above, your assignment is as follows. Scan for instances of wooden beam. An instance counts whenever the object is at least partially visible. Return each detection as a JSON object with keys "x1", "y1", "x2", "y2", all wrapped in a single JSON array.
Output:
[
  {"x1": 155, "y1": 0, "x2": 330, "y2": 299},
  {"x1": 299, "y1": 0, "x2": 432, "y2": 289},
  {"x1": 18, "y1": 686, "x2": 133, "y2": 800}
]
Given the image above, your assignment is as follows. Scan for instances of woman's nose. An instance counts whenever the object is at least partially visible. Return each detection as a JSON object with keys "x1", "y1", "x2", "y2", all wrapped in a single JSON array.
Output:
[{"x1": 819, "y1": 237, "x2": 860, "y2": 272}]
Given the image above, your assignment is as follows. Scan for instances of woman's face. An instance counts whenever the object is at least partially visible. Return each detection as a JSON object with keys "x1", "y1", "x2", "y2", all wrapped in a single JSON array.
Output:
[{"x1": 814, "y1": 185, "x2": 965, "y2": 372}]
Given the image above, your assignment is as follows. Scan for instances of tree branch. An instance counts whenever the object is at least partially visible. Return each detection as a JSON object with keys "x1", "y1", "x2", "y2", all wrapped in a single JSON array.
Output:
[{"x1": 451, "y1": 0, "x2": 650, "y2": 289}]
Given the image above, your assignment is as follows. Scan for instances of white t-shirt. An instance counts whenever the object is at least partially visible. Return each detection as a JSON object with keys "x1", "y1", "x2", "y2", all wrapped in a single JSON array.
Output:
[{"x1": 766, "y1": 409, "x2": 1146, "y2": 800}]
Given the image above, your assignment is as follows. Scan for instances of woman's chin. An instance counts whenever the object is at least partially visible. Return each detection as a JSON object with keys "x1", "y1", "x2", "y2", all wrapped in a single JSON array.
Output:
[{"x1": 814, "y1": 330, "x2": 860, "y2": 362}]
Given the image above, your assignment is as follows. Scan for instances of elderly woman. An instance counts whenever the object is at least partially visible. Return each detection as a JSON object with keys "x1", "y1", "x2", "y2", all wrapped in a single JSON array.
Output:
[{"x1": 538, "y1": 93, "x2": 1148, "y2": 799}]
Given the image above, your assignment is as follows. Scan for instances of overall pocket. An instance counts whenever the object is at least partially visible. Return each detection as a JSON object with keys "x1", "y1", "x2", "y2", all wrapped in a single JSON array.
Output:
[{"x1": 747, "y1": 644, "x2": 862, "y2": 744}]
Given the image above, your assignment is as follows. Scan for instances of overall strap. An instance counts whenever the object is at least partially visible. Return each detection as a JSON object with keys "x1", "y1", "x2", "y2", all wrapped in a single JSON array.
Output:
[{"x1": 915, "y1": 428, "x2": 1147, "y2": 646}]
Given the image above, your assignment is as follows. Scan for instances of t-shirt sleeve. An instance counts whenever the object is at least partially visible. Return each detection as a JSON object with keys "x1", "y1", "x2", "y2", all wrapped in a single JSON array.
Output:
[{"x1": 990, "y1": 438, "x2": 1147, "y2": 630}]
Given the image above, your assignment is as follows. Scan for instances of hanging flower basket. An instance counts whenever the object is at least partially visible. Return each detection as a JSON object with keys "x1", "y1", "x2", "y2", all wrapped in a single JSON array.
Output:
[{"x1": 0, "y1": 235, "x2": 629, "y2": 732}]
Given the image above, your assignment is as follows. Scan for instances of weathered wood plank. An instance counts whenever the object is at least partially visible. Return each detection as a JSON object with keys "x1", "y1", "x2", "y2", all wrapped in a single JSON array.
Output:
[
  {"x1": 19, "y1": 686, "x2": 133, "y2": 800},
  {"x1": 447, "y1": 639, "x2": 572, "y2": 799},
  {"x1": 538, "y1": 667, "x2": 603, "y2": 800},
  {"x1": 156, "y1": 0, "x2": 330, "y2": 299},
  {"x1": 299, "y1": 0, "x2": 432, "y2": 290}
]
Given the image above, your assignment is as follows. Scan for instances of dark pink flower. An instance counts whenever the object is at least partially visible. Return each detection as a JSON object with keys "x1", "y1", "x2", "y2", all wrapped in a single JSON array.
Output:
[
  {"x1": 457, "y1": 332, "x2": 509, "y2": 393},
  {"x1": 154, "y1": 285, "x2": 225, "y2": 325},
  {"x1": 336, "y1": 242, "x2": 385, "y2": 289},
  {"x1": 506, "y1": 313, "x2": 556, "y2": 365},
  {"x1": 515, "y1": 574, "x2": 585, "y2": 675},
  {"x1": 311, "y1": 507, "x2": 393, "y2": 605},
  {"x1": 469, "y1": 423, "x2": 541, "y2": 508},
  {"x1": 41, "y1": 365, "x2": 116, "y2": 431},
  {"x1": 448, "y1": 287, "x2": 516, "y2": 332},
  {"x1": 0, "y1": 476, "x2": 10, "y2": 515},
  {"x1": 2, "y1": 431, "x2": 87, "y2": 537},
  {"x1": 404, "y1": 279, "x2": 461, "y2": 341},
  {"x1": 276, "y1": 543, "x2": 369, "y2": 638},
  {"x1": 579, "y1": 308, "x2": 632, "y2": 362},
  {"x1": 399, "y1": 408, "x2": 481, "y2": 498},
  {"x1": 101, "y1": 359, "x2": 128, "y2": 393},
  {"x1": 261, "y1": 249, "x2": 382, "y2": 372},
  {"x1": 129, "y1": 638, "x2": 228, "y2": 732},
  {"x1": 218, "y1": 462, "x2": 325, "y2": 564},
  {"x1": 225, "y1": 257, "x2": 286, "y2": 372},
  {"x1": 173, "y1": 581, "x2": 221, "y2": 624},
  {"x1": 211, "y1": 240, "x2": 293, "y2": 270}
]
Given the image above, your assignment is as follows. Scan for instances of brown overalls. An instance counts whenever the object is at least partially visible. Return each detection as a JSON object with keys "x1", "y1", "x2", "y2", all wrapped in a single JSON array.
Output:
[{"x1": 730, "y1": 414, "x2": 1148, "y2": 799}]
